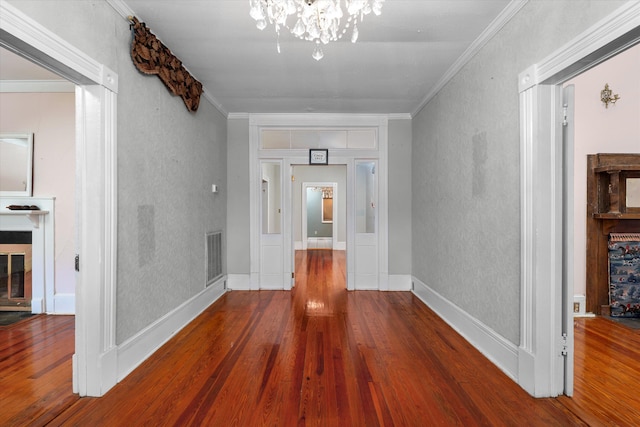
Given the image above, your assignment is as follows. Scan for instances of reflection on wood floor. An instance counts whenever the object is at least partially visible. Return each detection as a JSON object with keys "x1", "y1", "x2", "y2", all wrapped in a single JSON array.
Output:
[{"x1": 1, "y1": 250, "x2": 639, "y2": 425}]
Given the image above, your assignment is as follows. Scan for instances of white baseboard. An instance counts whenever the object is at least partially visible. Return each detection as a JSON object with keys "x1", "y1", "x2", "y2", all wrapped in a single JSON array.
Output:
[
  {"x1": 53, "y1": 293, "x2": 76, "y2": 314},
  {"x1": 411, "y1": 276, "x2": 519, "y2": 382},
  {"x1": 117, "y1": 277, "x2": 227, "y2": 382},
  {"x1": 388, "y1": 274, "x2": 411, "y2": 291},
  {"x1": 31, "y1": 297, "x2": 44, "y2": 314},
  {"x1": 227, "y1": 273, "x2": 251, "y2": 290},
  {"x1": 295, "y1": 241, "x2": 303, "y2": 250}
]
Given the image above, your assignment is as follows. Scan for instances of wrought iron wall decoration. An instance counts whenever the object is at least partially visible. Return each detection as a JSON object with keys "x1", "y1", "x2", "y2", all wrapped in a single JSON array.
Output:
[
  {"x1": 129, "y1": 16, "x2": 203, "y2": 113},
  {"x1": 600, "y1": 83, "x2": 620, "y2": 109}
]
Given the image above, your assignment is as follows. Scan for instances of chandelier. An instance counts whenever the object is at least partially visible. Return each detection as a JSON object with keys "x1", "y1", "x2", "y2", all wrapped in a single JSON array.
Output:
[{"x1": 249, "y1": 0, "x2": 384, "y2": 60}]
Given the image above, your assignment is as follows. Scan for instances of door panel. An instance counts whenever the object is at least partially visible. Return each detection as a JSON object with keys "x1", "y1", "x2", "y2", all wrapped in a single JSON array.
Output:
[
  {"x1": 354, "y1": 160, "x2": 378, "y2": 289},
  {"x1": 260, "y1": 161, "x2": 284, "y2": 289}
]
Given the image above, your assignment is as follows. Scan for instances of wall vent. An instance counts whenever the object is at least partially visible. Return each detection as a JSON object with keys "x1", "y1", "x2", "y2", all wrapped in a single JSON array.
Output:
[{"x1": 205, "y1": 231, "x2": 223, "y2": 287}]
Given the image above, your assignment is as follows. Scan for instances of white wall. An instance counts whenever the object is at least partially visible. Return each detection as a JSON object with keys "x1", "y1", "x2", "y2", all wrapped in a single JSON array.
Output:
[
  {"x1": 565, "y1": 43, "x2": 640, "y2": 301},
  {"x1": 0, "y1": 92, "x2": 75, "y2": 298}
]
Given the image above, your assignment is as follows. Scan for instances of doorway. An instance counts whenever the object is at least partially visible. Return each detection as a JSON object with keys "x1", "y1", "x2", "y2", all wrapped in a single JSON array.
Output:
[
  {"x1": 1, "y1": 1, "x2": 119, "y2": 396},
  {"x1": 293, "y1": 165, "x2": 347, "y2": 290},
  {"x1": 518, "y1": 4, "x2": 640, "y2": 397},
  {"x1": 303, "y1": 184, "x2": 336, "y2": 250},
  {"x1": 251, "y1": 117, "x2": 389, "y2": 292},
  {"x1": 296, "y1": 166, "x2": 345, "y2": 251},
  {"x1": 0, "y1": 47, "x2": 76, "y2": 314}
]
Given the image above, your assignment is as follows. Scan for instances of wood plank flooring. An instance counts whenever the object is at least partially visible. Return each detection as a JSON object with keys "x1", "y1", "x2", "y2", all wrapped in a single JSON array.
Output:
[
  {"x1": 0, "y1": 314, "x2": 78, "y2": 426},
  {"x1": 1, "y1": 250, "x2": 639, "y2": 426}
]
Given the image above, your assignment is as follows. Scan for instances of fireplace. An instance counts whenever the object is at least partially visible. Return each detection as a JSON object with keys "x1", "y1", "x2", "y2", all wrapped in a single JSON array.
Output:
[
  {"x1": 0, "y1": 231, "x2": 32, "y2": 311},
  {"x1": 586, "y1": 154, "x2": 640, "y2": 314},
  {"x1": 0, "y1": 197, "x2": 53, "y2": 313}
]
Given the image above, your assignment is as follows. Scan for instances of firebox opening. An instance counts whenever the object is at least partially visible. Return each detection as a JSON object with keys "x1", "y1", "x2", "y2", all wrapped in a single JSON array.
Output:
[{"x1": 0, "y1": 231, "x2": 32, "y2": 311}]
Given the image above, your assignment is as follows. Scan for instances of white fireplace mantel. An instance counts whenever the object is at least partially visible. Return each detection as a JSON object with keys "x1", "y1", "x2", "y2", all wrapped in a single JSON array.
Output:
[
  {"x1": 0, "y1": 197, "x2": 55, "y2": 313},
  {"x1": 1, "y1": 210, "x2": 50, "y2": 228}
]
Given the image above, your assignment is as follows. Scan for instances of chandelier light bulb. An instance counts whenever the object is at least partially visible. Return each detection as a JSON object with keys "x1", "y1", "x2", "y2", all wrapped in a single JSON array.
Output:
[
  {"x1": 249, "y1": 0, "x2": 384, "y2": 60},
  {"x1": 312, "y1": 43, "x2": 324, "y2": 61}
]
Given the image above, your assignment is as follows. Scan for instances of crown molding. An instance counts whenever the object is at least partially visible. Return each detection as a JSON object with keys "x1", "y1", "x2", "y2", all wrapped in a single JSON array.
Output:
[
  {"x1": 106, "y1": 0, "x2": 228, "y2": 117},
  {"x1": 412, "y1": 0, "x2": 529, "y2": 117},
  {"x1": 105, "y1": 0, "x2": 133, "y2": 20},
  {"x1": 228, "y1": 112, "x2": 250, "y2": 120},
  {"x1": 387, "y1": 113, "x2": 412, "y2": 120}
]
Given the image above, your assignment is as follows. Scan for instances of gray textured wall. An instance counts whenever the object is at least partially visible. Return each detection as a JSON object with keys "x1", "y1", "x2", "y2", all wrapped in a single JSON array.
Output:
[
  {"x1": 226, "y1": 118, "x2": 250, "y2": 274},
  {"x1": 388, "y1": 119, "x2": 412, "y2": 275},
  {"x1": 7, "y1": 0, "x2": 228, "y2": 345},
  {"x1": 411, "y1": 0, "x2": 628, "y2": 345}
]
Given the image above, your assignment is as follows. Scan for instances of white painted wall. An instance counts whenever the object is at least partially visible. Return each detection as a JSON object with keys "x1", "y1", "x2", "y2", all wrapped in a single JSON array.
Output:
[
  {"x1": 0, "y1": 92, "x2": 76, "y2": 297},
  {"x1": 565, "y1": 43, "x2": 640, "y2": 302}
]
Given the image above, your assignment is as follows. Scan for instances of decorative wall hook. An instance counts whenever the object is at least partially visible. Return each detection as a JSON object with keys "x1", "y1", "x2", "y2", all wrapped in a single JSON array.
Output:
[{"x1": 600, "y1": 83, "x2": 620, "y2": 108}]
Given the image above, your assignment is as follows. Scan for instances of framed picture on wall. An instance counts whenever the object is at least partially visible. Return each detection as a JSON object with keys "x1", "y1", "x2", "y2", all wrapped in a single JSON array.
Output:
[{"x1": 309, "y1": 149, "x2": 328, "y2": 165}]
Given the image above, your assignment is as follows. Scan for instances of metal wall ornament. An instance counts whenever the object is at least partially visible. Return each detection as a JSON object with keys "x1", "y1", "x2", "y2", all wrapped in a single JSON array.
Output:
[
  {"x1": 129, "y1": 16, "x2": 203, "y2": 113},
  {"x1": 600, "y1": 83, "x2": 620, "y2": 109}
]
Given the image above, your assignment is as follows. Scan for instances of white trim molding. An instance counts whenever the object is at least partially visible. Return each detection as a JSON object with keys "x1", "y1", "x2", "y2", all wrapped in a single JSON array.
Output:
[
  {"x1": 0, "y1": 1, "x2": 105, "y2": 87},
  {"x1": 117, "y1": 278, "x2": 227, "y2": 382},
  {"x1": 518, "y1": 2, "x2": 640, "y2": 92},
  {"x1": 413, "y1": 0, "x2": 528, "y2": 117},
  {"x1": 412, "y1": 277, "x2": 519, "y2": 381},
  {"x1": 54, "y1": 293, "x2": 76, "y2": 314},
  {"x1": 388, "y1": 274, "x2": 411, "y2": 291},
  {"x1": 227, "y1": 273, "x2": 251, "y2": 290},
  {"x1": 517, "y1": 1, "x2": 640, "y2": 398},
  {"x1": 105, "y1": 0, "x2": 227, "y2": 117},
  {"x1": 1, "y1": 0, "x2": 119, "y2": 397},
  {"x1": 0, "y1": 197, "x2": 55, "y2": 314},
  {"x1": 250, "y1": 114, "x2": 389, "y2": 292}
]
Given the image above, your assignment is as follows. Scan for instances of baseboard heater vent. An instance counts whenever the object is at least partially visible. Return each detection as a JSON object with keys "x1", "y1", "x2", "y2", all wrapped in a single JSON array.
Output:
[{"x1": 205, "y1": 231, "x2": 223, "y2": 287}]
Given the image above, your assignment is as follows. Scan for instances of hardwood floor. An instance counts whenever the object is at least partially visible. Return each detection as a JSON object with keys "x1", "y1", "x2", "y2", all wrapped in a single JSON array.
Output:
[
  {"x1": 0, "y1": 314, "x2": 78, "y2": 426},
  {"x1": 1, "y1": 250, "x2": 639, "y2": 426}
]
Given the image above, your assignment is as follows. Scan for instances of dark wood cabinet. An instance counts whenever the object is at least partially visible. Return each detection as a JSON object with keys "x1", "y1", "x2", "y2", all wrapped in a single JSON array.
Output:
[{"x1": 586, "y1": 153, "x2": 640, "y2": 314}]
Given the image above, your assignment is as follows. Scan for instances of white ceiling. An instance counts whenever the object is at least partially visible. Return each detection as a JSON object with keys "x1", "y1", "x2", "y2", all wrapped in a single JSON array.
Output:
[{"x1": 2, "y1": 0, "x2": 518, "y2": 116}]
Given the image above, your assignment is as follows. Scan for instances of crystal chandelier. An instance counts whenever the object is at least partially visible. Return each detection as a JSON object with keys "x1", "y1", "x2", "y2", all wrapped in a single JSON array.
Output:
[{"x1": 249, "y1": 0, "x2": 384, "y2": 60}]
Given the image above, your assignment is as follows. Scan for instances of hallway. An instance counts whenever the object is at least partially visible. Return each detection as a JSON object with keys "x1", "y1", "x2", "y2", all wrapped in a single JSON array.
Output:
[{"x1": 1, "y1": 251, "x2": 638, "y2": 425}]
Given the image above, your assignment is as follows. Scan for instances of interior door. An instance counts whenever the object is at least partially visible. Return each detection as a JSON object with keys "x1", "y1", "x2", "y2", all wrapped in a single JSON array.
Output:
[
  {"x1": 562, "y1": 84, "x2": 575, "y2": 396},
  {"x1": 354, "y1": 160, "x2": 378, "y2": 289},
  {"x1": 260, "y1": 161, "x2": 284, "y2": 289}
]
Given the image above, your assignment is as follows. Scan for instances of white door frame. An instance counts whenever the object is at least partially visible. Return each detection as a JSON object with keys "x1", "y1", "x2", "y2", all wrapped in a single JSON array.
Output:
[
  {"x1": 0, "y1": 2, "x2": 118, "y2": 397},
  {"x1": 518, "y1": 2, "x2": 640, "y2": 397},
  {"x1": 249, "y1": 114, "x2": 388, "y2": 292},
  {"x1": 301, "y1": 182, "x2": 338, "y2": 250}
]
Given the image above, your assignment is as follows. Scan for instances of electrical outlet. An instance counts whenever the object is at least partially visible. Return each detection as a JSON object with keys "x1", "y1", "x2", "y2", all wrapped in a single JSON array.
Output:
[{"x1": 573, "y1": 302, "x2": 580, "y2": 313}]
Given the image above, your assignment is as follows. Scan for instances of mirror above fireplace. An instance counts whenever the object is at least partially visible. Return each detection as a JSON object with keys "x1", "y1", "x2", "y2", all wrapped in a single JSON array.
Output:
[{"x1": 0, "y1": 133, "x2": 33, "y2": 197}]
